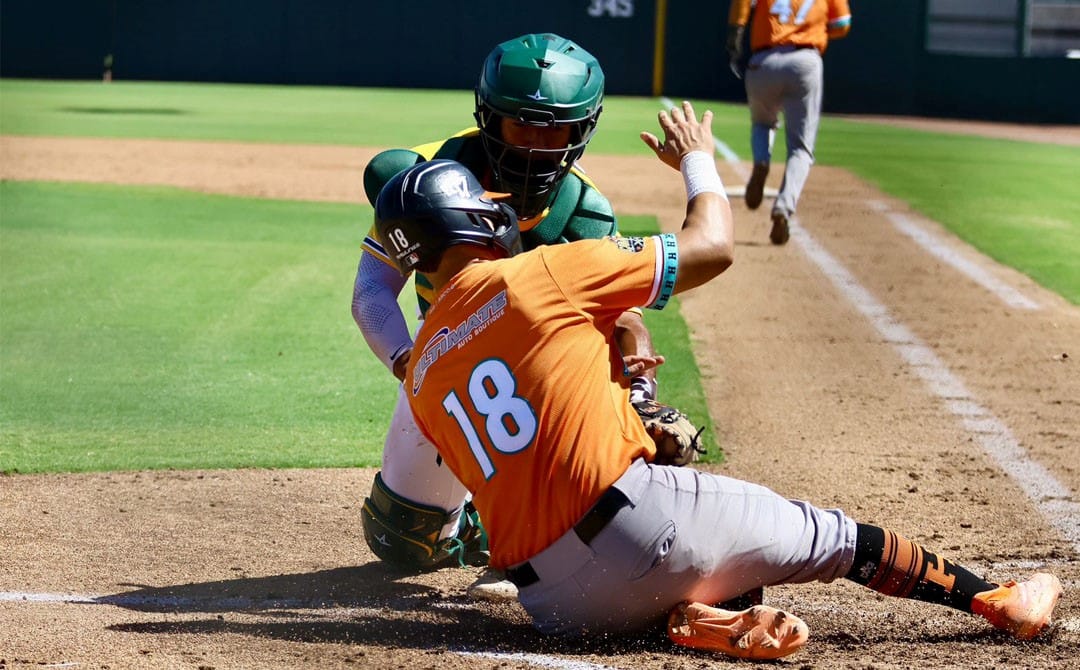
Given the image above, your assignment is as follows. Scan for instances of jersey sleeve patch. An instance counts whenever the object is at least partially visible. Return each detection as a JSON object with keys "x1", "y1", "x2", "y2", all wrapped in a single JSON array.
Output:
[{"x1": 612, "y1": 236, "x2": 647, "y2": 254}]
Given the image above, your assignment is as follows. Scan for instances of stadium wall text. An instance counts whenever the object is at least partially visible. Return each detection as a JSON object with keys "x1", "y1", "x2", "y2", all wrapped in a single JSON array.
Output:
[{"x1": 2, "y1": 0, "x2": 1077, "y2": 123}]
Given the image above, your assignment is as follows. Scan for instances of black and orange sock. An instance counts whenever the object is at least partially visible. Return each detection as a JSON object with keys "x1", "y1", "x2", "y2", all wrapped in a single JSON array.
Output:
[{"x1": 845, "y1": 523, "x2": 996, "y2": 613}]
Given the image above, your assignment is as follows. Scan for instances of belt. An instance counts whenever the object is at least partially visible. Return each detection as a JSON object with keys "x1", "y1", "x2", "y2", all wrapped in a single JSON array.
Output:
[
  {"x1": 752, "y1": 44, "x2": 815, "y2": 55},
  {"x1": 505, "y1": 487, "x2": 631, "y2": 588}
]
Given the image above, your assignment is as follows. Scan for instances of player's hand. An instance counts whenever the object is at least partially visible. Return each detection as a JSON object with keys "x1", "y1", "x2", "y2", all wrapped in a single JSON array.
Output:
[
  {"x1": 729, "y1": 58, "x2": 744, "y2": 80},
  {"x1": 392, "y1": 346, "x2": 412, "y2": 382},
  {"x1": 640, "y1": 100, "x2": 715, "y2": 171},
  {"x1": 624, "y1": 353, "x2": 665, "y2": 376},
  {"x1": 726, "y1": 25, "x2": 745, "y2": 62},
  {"x1": 726, "y1": 25, "x2": 746, "y2": 79}
]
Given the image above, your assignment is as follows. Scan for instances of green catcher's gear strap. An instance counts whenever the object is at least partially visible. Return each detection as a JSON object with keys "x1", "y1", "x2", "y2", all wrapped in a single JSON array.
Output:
[{"x1": 361, "y1": 472, "x2": 490, "y2": 571}]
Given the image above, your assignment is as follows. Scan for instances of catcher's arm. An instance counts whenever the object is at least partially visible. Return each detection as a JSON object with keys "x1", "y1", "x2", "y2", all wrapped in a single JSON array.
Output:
[
  {"x1": 352, "y1": 250, "x2": 412, "y2": 380},
  {"x1": 355, "y1": 148, "x2": 427, "y2": 379}
]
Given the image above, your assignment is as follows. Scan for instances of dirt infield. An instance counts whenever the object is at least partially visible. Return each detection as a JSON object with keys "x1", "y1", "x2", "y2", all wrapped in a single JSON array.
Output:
[{"x1": 2, "y1": 129, "x2": 1078, "y2": 669}]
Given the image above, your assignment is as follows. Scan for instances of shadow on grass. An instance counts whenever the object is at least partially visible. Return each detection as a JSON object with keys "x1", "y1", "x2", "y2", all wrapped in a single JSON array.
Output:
[{"x1": 59, "y1": 106, "x2": 189, "y2": 115}]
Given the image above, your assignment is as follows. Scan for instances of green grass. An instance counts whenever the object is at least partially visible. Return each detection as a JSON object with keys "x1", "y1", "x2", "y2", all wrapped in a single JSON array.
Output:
[
  {"x1": 0, "y1": 79, "x2": 476, "y2": 145},
  {"x1": 0, "y1": 80, "x2": 722, "y2": 151},
  {"x1": 2, "y1": 79, "x2": 1076, "y2": 472},
  {"x1": 0, "y1": 181, "x2": 404, "y2": 472},
  {"x1": 619, "y1": 216, "x2": 718, "y2": 456},
  {"x1": 815, "y1": 121, "x2": 1080, "y2": 303},
  {"x1": 4, "y1": 80, "x2": 1074, "y2": 302}
]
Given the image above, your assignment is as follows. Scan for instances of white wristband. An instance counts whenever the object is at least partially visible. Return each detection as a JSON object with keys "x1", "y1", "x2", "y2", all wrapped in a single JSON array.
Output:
[{"x1": 680, "y1": 151, "x2": 727, "y2": 201}]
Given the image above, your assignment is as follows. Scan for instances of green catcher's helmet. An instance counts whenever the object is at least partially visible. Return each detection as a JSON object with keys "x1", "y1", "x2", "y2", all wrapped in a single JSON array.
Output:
[{"x1": 475, "y1": 33, "x2": 604, "y2": 219}]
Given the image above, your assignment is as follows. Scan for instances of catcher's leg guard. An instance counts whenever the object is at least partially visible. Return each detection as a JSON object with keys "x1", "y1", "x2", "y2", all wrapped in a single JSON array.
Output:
[
  {"x1": 361, "y1": 472, "x2": 489, "y2": 571},
  {"x1": 668, "y1": 601, "x2": 808, "y2": 661}
]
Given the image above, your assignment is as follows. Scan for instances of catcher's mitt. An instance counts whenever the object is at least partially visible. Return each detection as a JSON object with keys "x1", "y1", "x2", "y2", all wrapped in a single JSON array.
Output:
[{"x1": 634, "y1": 400, "x2": 706, "y2": 466}]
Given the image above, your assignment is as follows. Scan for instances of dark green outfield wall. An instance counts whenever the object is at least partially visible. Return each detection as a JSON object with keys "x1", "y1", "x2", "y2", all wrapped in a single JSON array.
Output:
[
  {"x1": 0, "y1": 1, "x2": 654, "y2": 93},
  {"x1": 3, "y1": 1, "x2": 1077, "y2": 123}
]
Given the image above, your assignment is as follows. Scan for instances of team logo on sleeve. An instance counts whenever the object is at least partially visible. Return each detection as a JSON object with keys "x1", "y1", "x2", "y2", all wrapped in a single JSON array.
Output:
[{"x1": 611, "y1": 236, "x2": 646, "y2": 253}]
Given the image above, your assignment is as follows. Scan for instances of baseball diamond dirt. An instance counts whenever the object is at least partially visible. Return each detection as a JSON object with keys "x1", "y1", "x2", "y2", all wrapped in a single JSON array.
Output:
[{"x1": 1, "y1": 123, "x2": 1079, "y2": 668}]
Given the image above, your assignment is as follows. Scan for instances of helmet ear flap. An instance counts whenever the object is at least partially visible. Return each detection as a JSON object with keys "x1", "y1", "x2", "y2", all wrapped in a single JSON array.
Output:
[
  {"x1": 491, "y1": 201, "x2": 523, "y2": 258},
  {"x1": 495, "y1": 202, "x2": 518, "y2": 228}
]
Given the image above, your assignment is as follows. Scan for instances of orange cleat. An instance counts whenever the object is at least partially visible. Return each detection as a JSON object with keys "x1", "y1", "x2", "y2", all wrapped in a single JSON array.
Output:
[
  {"x1": 667, "y1": 601, "x2": 809, "y2": 661},
  {"x1": 971, "y1": 572, "x2": 1062, "y2": 640}
]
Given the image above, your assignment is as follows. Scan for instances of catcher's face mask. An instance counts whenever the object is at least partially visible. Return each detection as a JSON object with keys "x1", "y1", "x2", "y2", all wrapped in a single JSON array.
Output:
[{"x1": 474, "y1": 32, "x2": 604, "y2": 220}]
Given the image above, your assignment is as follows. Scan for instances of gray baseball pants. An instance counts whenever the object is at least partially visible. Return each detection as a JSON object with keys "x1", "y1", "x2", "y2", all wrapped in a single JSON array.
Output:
[
  {"x1": 745, "y1": 46, "x2": 824, "y2": 218},
  {"x1": 512, "y1": 457, "x2": 857, "y2": 635}
]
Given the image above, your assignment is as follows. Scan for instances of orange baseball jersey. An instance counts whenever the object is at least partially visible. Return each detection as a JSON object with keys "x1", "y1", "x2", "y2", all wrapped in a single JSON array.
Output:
[
  {"x1": 405, "y1": 234, "x2": 678, "y2": 568},
  {"x1": 729, "y1": 0, "x2": 852, "y2": 54}
]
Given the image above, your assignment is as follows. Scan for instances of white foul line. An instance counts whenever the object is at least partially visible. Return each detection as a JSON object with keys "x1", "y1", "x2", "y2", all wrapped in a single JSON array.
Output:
[
  {"x1": 455, "y1": 651, "x2": 622, "y2": 670},
  {"x1": 660, "y1": 94, "x2": 1034, "y2": 311},
  {"x1": 789, "y1": 219, "x2": 1080, "y2": 551},
  {"x1": 867, "y1": 200, "x2": 1039, "y2": 310},
  {"x1": 661, "y1": 96, "x2": 1077, "y2": 551}
]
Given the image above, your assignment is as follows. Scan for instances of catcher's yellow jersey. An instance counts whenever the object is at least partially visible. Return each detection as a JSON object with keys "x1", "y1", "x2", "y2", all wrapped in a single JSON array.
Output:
[
  {"x1": 405, "y1": 235, "x2": 677, "y2": 568},
  {"x1": 729, "y1": 0, "x2": 851, "y2": 54}
]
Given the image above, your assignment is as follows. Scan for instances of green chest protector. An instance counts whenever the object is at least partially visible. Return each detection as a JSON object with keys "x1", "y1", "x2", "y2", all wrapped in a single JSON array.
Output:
[{"x1": 522, "y1": 172, "x2": 618, "y2": 249}]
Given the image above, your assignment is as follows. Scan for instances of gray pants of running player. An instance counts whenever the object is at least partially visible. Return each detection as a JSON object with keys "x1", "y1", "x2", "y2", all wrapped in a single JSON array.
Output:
[
  {"x1": 745, "y1": 46, "x2": 824, "y2": 219},
  {"x1": 513, "y1": 457, "x2": 857, "y2": 635}
]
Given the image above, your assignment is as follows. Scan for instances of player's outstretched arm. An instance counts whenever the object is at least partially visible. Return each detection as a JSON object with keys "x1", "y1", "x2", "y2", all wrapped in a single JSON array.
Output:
[{"x1": 640, "y1": 101, "x2": 734, "y2": 294}]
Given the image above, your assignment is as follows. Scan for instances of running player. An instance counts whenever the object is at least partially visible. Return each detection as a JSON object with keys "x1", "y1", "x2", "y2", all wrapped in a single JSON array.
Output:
[{"x1": 727, "y1": 0, "x2": 852, "y2": 244}]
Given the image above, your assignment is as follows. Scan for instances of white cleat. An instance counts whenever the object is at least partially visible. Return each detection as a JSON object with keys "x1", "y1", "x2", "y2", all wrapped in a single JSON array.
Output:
[{"x1": 466, "y1": 568, "x2": 519, "y2": 602}]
